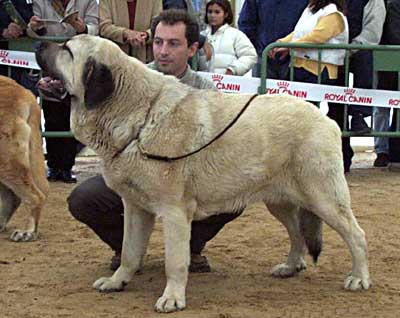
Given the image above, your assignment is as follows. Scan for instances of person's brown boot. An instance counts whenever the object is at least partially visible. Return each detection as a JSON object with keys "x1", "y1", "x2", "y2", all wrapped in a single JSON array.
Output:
[{"x1": 189, "y1": 253, "x2": 211, "y2": 273}]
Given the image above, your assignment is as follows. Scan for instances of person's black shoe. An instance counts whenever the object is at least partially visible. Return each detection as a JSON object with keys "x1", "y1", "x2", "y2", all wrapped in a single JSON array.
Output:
[
  {"x1": 47, "y1": 168, "x2": 61, "y2": 182},
  {"x1": 373, "y1": 153, "x2": 390, "y2": 167},
  {"x1": 110, "y1": 252, "x2": 121, "y2": 271},
  {"x1": 350, "y1": 114, "x2": 371, "y2": 134},
  {"x1": 60, "y1": 170, "x2": 77, "y2": 183},
  {"x1": 189, "y1": 253, "x2": 211, "y2": 273}
]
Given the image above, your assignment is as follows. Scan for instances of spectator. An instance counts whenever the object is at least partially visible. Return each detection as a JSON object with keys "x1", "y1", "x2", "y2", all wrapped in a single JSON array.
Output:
[
  {"x1": 28, "y1": 0, "x2": 99, "y2": 183},
  {"x1": 201, "y1": 0, "x2": 257, "y2": 75},
  {"x1": 326, "y1": 0, "x2": 386, "y2": 173},
  {"x1": 68, "y1": 9, "x2": 243, "y2": 273},
  {"x1": 162, "y1": 0, "x2": 216, "y2": 69},
  {"x1": 99, "y1": 0, "x2": 162, "y2": 63},
  {"x1": 238, "y1": 0, "x2": 308, "y2": 79},
  {"x1": 373, "y1": 0, "x2": 400, "y2": 168},
  {"x1": 269, "y1": 0, "x2": 348, "y2": 88},
  {"x1": 0, "y1": 0, "x2": 39, "y2": 94}
]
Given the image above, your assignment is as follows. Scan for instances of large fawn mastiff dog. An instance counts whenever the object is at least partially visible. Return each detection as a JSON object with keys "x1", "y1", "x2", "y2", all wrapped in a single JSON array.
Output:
[
  {"x1": 0, "y1": 76, "x2": 48, "y2": 241},
  {"x1": 35, "y1": 35, "x2": 371, "y2": 313}
]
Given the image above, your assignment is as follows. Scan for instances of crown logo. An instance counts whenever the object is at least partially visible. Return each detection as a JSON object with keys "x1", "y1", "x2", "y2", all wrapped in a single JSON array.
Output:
[
  {"x1": 344, "y1": 88, "x2": 356, "y2": 95},
  {"x1": 212, "y1": 74, "x2": 224, "y2": 82},
  {"x1": 0, "y1": 50, "x2": 9, "y2": 59},
  {"x1": 277, "y1": 81, "x2": 290, "y2": 88}
]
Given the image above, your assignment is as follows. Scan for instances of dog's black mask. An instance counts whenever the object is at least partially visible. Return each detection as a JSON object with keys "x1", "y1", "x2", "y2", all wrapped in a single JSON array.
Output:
[{"x1": 82, "y1": 57, "x2": 115, "y2": 110}]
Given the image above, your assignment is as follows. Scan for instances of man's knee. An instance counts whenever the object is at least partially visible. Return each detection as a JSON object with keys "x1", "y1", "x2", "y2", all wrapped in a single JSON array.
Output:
[{"x1": 67, "y1": 185, "x2": 93, "y2": 224}]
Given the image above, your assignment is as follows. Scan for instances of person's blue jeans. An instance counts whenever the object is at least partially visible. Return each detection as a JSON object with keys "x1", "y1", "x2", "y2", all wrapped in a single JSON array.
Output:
[
  {"x1": 374, "y1": 71, "x2": 399, "y2": 158},
  {"x1": 390, "y1": 109, "x2": 400, "y2": 162},
  {"x1": 327, "y1": 51, "x2": 373, "y2": 171},
  {"x1": 373, "y1": 106, "x2": 390, "y2": 154},
  {"x1": 346, "y1": 51, "x2": 373, "y2": 117}
]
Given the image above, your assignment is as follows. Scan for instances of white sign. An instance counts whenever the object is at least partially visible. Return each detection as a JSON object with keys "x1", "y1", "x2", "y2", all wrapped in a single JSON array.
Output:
[
  {"x1": 199, "y1": 72, "x2": 400, "y2": 109},
  {"x1": 0, "y1": 49, "x2": 40, "y2": 70}
]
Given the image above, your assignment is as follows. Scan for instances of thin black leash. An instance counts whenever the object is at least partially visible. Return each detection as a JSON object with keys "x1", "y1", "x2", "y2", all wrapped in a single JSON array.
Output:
[{"x1": 138, "y1": 93, "x2": 259, "y2": 162}]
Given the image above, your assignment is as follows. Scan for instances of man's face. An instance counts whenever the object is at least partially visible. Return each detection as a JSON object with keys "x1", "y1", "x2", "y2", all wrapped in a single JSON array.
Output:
[{"x1": 153, "y1": 21, "x2": 198, "y2": 76}]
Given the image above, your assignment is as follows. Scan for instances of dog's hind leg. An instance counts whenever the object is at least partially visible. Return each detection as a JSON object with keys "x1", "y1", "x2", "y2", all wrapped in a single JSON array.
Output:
[
  {"x1": 301, "y1": 174, "x2": 371, "y2": 291},
  {"x1": 0, "y1": 182, "x2": 21, "y2": 232},
  {"x1": 3, "y1": 171, "x2": 46, "y2": 242},
  {"x1": 93, "y1": 205, "x2": 155, "y2": 292},
  {"x1": 0, "y1": 119, "x2": 46, "y2": 242},
  {"x1": 265, "y1": 202, "x2": 308, "y2": 278}
]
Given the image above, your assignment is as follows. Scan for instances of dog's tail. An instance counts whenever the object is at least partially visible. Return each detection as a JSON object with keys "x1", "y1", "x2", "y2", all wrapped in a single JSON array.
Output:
[{"x1": 299, "y1": 209, "x2": 323, "y2": 263}]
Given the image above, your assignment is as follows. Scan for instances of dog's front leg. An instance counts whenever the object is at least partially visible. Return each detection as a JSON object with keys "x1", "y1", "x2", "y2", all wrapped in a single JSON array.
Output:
[
  {"x1": 155, "y1": 207, "x2": 191, "y2": 313},
  {"x1": 93, "y1": 205, "x2": 155, "y2": 292}
]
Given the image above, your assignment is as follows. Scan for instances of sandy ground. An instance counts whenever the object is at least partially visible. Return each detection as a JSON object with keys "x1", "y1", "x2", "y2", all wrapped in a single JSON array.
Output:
[{"x1": 1, "y1": 150, "x2": 400, "y2": 318}]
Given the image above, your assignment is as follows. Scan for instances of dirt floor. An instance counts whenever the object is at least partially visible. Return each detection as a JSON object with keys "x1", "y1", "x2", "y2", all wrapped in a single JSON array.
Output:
[{"x1": 1, "y1": 150, "x2": 400, "y2": 318}]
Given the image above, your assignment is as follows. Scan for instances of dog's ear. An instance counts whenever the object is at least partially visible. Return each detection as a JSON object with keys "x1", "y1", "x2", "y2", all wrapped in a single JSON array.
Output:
[{"x1": 82, "y1": 57, "x2": 115, "y2": 110}]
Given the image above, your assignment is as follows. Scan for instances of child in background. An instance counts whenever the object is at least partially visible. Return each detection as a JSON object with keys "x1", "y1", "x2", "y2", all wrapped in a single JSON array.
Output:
[{"x1": 201, "y1": 0, "x2": 256, "y2": 75}]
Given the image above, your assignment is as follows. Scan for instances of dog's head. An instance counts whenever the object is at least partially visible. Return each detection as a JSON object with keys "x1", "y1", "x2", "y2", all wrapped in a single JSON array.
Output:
[{"x1": 35, "y1": 35, "x2": 119, "y2": 109}]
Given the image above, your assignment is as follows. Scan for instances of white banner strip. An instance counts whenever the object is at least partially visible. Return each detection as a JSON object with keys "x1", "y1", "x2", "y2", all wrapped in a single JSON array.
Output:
[
  {"x1": 0, "y1": 49, "x2": 40, "y2": 70},
  {"x1": 200, "y1": 72, "x2": 400, "y2": 109},
  {"x1": 1, "y1": 50, "x2": 399, "y2": 109}
]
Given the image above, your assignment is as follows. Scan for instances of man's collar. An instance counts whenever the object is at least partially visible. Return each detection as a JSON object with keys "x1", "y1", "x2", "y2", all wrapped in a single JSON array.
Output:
[
  {"x1": 176, "y1": 65, "x2": 191, "y2": 79},
  {"x1": 145, "y1": 62, "x2": 192, "y2": 79}
]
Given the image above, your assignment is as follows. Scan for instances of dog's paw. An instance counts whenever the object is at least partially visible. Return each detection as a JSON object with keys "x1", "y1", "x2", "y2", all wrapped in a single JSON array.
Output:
[
  {"x1": 270, "y1": 260, "x2": 306, "y2": 278},
  {"x1": 92, "y1": 276, "x2": 126, "y2": 293},
  {"x1": 10, "y1": 230, "x2": 37, "y2": 242},
  {"x1": 155, "y1": 295, "x2": 186, "y2": 313},
  {"x1": 344, "y1": 273, "x2": 372, "y2": 291}
]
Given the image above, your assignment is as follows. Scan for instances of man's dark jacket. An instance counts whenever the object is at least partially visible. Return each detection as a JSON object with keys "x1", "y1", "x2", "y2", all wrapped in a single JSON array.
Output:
[{"x1": 238, "y1": 0, "x2": 308, "y2": 57}]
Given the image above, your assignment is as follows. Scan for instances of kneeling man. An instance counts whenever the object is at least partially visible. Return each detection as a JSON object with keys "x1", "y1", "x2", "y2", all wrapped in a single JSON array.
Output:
[{"x1": 68, "y1": 9, "x2": 242, "y2": 272}]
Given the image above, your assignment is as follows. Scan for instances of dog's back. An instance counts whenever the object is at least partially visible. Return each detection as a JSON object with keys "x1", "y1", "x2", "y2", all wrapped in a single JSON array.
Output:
[{"x1": 0, "y1": 75, "x2": 48, "y2": 241}]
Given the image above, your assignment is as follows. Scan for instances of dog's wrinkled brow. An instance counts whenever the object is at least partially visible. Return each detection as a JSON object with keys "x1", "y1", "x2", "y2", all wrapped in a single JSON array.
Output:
[{"x1": 61, "y1": 41, "x2": 74, "y2": 59}]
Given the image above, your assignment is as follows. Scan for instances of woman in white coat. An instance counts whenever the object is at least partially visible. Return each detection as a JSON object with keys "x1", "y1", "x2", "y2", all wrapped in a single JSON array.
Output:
[{"x1": 201, "y1": 0, "x2": 257, "y2": 76}]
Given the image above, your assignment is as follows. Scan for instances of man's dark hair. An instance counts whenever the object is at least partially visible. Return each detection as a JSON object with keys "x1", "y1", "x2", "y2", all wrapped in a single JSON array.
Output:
[
  {"x1": 308, "y1": 0, "x2": 346, "y2": 14},
  {"x1": 204, "y1": 0, "x2": 234, "y2": 25},
  {"x1": 151, "y1": 9, "x2": 199, "y2": 47}
]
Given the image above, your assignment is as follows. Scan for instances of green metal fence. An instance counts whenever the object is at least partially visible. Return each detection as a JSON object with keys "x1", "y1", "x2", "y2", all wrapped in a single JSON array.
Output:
[
  {"x1": 2, "y1": 38, "x2": 400, "y2": 138},
  {"x1": 260, "y1": 42, "x2": 400, "y2": 137}
]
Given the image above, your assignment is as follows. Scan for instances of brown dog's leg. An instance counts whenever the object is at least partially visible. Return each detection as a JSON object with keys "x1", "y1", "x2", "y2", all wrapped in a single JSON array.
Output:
[
  {"x1": 2, "y1": 163, "x2": 47, "y2": 242},
  {"x1": 0, "y1": 107, "x2": 48, "y2": 242}
]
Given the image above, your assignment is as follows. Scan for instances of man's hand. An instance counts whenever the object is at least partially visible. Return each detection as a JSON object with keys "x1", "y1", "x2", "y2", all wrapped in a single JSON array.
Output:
[
  {"x1": 203, "y1": 40, "x2": 213, "y2": 61},
  {"x1": 29, "y1": 16, "x2": 45, "y2": 32},
  {"x1": 268, "y1": 47, "x2": 289, "y2": 60},
  {"x1": 2, "y1": 22, "x2": 23, "y2": 39},
  {"x1": 123, "y1": 29, "x2": 148, "y2": 47},
  {"x1": 70, "y1": 17, "x2": 87, "y2": 33}
]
